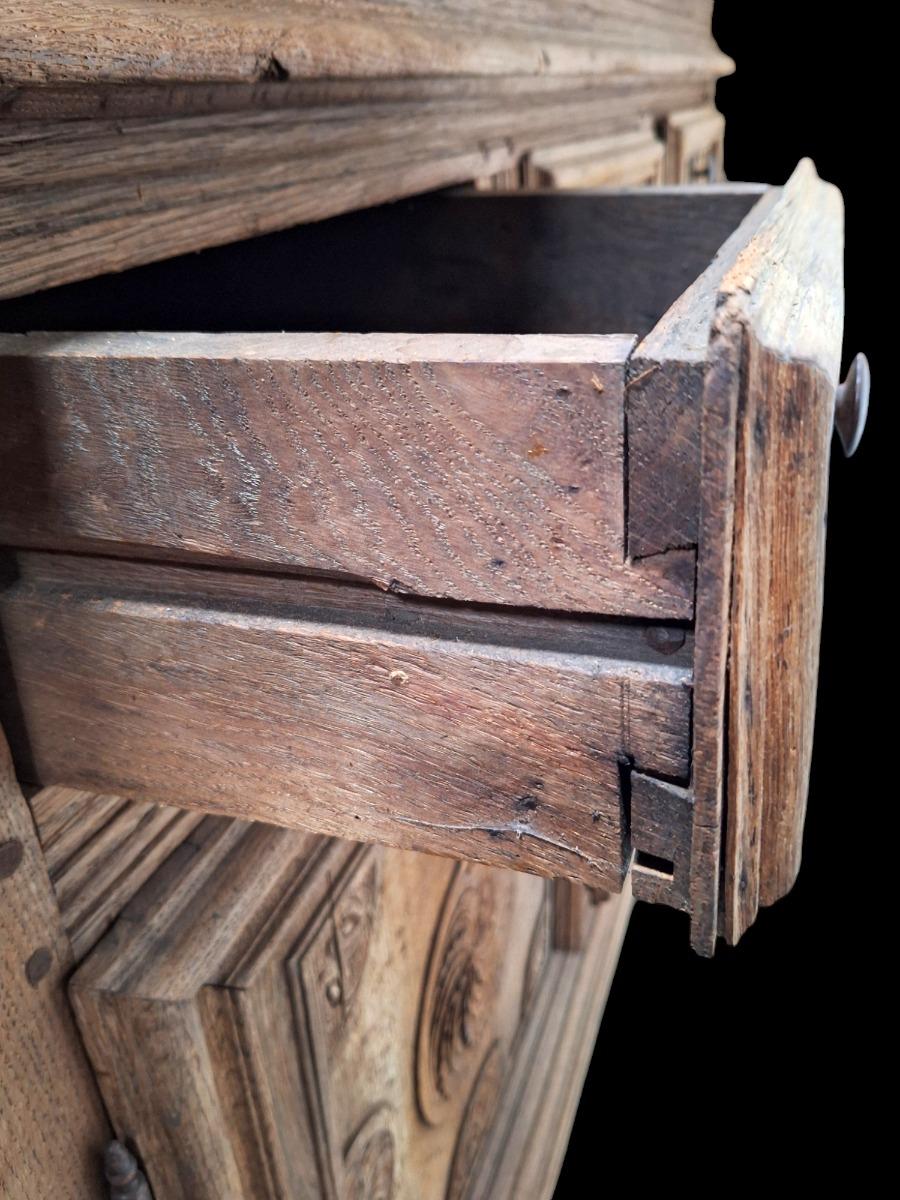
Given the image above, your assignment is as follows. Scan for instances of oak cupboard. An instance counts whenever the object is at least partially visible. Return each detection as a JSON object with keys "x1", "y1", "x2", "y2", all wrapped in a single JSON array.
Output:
[{"x1": 0, "y1": 4, "x2": 862, "y2": 1197}]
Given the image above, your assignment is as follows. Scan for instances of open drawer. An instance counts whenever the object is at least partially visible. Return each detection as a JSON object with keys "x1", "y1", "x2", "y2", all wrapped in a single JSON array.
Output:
[{"x1": 0, "y1": 160, "x2": 854, "y2": 952}]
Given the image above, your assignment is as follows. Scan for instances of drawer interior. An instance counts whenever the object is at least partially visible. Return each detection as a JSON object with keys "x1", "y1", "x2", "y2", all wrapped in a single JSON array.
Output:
[{"x1": 0, "y1": 186, "x2": 763, "y2": 338}]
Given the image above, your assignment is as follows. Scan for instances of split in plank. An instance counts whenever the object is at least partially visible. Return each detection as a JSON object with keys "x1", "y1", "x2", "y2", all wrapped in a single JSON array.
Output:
[{"x1": 0, "y1": 552, "x2": 693, "y2": 890}]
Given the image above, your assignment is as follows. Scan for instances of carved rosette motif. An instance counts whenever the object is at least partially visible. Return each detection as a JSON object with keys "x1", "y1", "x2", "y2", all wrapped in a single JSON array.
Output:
[
  {"x1": 444, "y1": 1041, "x2": 505, "y2": 1200},
  {"x1": 343, "y1": 1107, "x2": 396, "y2": 1200},
  {"x1": 416, "y1": 862, "x2": 502, "y2": 1126}
]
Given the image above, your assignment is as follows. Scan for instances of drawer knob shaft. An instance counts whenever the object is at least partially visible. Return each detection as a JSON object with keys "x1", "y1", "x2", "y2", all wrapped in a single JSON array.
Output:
[{"x1": 834, "y1": 352, "x2": 869, "y2": 457}]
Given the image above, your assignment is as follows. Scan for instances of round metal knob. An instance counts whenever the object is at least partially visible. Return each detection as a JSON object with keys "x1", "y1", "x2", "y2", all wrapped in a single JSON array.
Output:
[{"x1": 834, "y1": 352, "x2": 869, "y2": 457}]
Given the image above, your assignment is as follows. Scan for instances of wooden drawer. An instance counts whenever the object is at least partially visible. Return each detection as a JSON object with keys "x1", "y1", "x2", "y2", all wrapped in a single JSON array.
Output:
[
  {"x1": 0, "y1": 159, "x2": 847, "y2": 952},
  {"x1": 65, "y1": 801, "x2": 629, "y2": 1200}
]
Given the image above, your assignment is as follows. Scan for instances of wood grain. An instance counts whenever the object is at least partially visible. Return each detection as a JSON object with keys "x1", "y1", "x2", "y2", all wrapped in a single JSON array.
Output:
[
  {"x1": 664, "y1": 104, "x2": 725, "y2": 183},
  {"x1": 622, "y1": 186, "x2": 782, "y2": 952},
  {"x1": 681, "y1": 160, "x2": 843, "y2": 951},
  {"x1": 0, "y1": 727, "x2": 110, "y2": 1200},
  {"x1": 69, "y1": 813, "x2": 553, "y2": 1199},
  {"x1": 30, "y1": 785, "x2": 203, "y2": 959},
  {"x1": 0, "y1": 75, "x2": 725, "y2": 299},
  {"x1": 0, "y1": 2, "x2": 730, "y2": 85},
  {"x1": 525, "y1": 122, "x2": 665, "y2": 189},
  {"x1": 551, "y1": 880, "x2": 589, "y2": 952},
  {"x1": 0, "y1": 552, "x2": 693, "y2": 890},
  {"x1": 719, "y1": 159, "x2": 843, "y2": 941},
  {"x1": 0, "y1": 330, "x2": 698, "y2": 617},
  {"x1": 683, "y1": 316, "x2": 739, "y2": 954},
  {"x1": 0, "y1": 74, "x2": 714, "y2": 123},
  {"x1": 626, "y1": 184, "x2": 776, "y2": 561},
  {"x1": 470, "y1": 875, "x2": 632, "y2": 1200},
  {"x1": 629, "y1": 772, "x2": 693, "y2": 912}
]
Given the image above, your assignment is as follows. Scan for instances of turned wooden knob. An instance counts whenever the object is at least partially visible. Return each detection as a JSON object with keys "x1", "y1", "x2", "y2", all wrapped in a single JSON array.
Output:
[{"x1": 834, "y1": 352, "x2": 869, "y2": 457}]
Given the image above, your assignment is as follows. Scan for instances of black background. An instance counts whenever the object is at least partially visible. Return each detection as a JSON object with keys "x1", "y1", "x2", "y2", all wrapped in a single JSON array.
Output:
[{"x1": 557, "y1": 5, "x2": 878, "y2": 1190}]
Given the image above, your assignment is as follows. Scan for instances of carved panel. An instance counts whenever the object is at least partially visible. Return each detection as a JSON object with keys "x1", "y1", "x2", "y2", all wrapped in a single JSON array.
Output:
[
  {"x1": 61, "y1": 787, "x2": 633, "y2": 1200},
  {"x1": 416, "y1": 863, "x2": 506, "y2": 1127},
  {"x1": 300, "y1": 852, "x2": 381, "y2": 1053},
  {"x1": 445, "y1": 1042, "x2": 505, "y2": 1200},
  {"x1": 71, "y1": 813, "x2": 552, "y2": 1199},
  {"x1": 343, "y1": 1107, "x2": 396, "y2": 1200}
]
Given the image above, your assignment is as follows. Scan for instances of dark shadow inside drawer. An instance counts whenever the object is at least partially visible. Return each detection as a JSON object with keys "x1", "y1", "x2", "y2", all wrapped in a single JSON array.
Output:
[{"x1": 0, "y1": 186, "x2": 763, "y2": 337}]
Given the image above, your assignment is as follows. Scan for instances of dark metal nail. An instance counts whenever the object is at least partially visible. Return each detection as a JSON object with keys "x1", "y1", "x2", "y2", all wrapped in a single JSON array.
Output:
[
  {"x1": 25, "y1": 946, "x2": 52, "y2": 986},
  {"x1": 644, "y1": 626, "x2": 687, "y2": 655},
  {"x1": 0, "y1": 838, "x2": 24, "y2": 880}
]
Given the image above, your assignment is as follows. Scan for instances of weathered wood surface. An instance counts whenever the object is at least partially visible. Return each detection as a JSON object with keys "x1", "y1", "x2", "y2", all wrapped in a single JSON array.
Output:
[
  {"x1": 626, "y1": 184, "x2": 775, "y2": 561},
  {"x1": 0, "y1": 2, "x2": 730, "y2": 85},
  {"x1": 0, "y1": 330, "x2": 694, "y2": 617},
  {"x1": 551, "y1": 880, "x2": 590, "y2": 952},
  {"x1": 595, "y1": 161, "x2": 844, "y2": 952},
  {"x1": 69, "y1": 811, "x2": 563, "y2": 1198},
  {"x1": 526, "y1": 122, "x2": 665, "y2": 189},
  {"x1": 0, "y1": 552, "x2": 692, "y2": 890},
  {"x1": 719, "y1": 159, "x2": 843, "y2": 942},
  {"x1": 0, "y1": 728, "x2": 110, "y2": 1200},
  {"x1": 0, "y1": 74, "x2": 713, "y2": 123},
  {"x1": 470, "y1": 877, "x2": 632, "y2": 1200},
  {"x1": 664, "y1": 104, "x2": 725, "y2": 183},
  {"x1": 30, "y1": 785, "x2": 203, "y2": 959},
  {"x1": 0, "y1": 73, "x2": 729, "y2": 299},
  {"x1": 629, "y1": 772, "x2": 693, "y2": 913},
  {"x1": 685, "y1": 282, "x2": 742, "y2": 954},
  {"x1": 619, "y1": 183, "x2": 782, "y2": 948}
]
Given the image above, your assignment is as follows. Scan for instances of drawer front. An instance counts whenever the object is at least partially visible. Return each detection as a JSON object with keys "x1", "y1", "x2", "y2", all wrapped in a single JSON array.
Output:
[
  {"x1": 69, "y1": 813, "x2": 631, "y2": 1200},
  {"x1": 712, "y1": 162, "x2": 844, "y2": 943}
]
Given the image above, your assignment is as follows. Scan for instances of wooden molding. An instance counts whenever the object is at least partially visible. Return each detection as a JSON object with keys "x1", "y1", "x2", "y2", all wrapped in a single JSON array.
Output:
[
  {"x1": 0, "y1": 3, "x2": 731, "y2": 86},
  {"x1": 69, "y1": 807, "x2": 630, "y2": 1197}
]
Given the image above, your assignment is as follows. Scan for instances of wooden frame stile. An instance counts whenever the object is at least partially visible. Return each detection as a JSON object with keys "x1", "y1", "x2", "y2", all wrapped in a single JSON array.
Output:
[{"x1": 0, "y1": 728, "x2": 111, "y2": 1200}]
